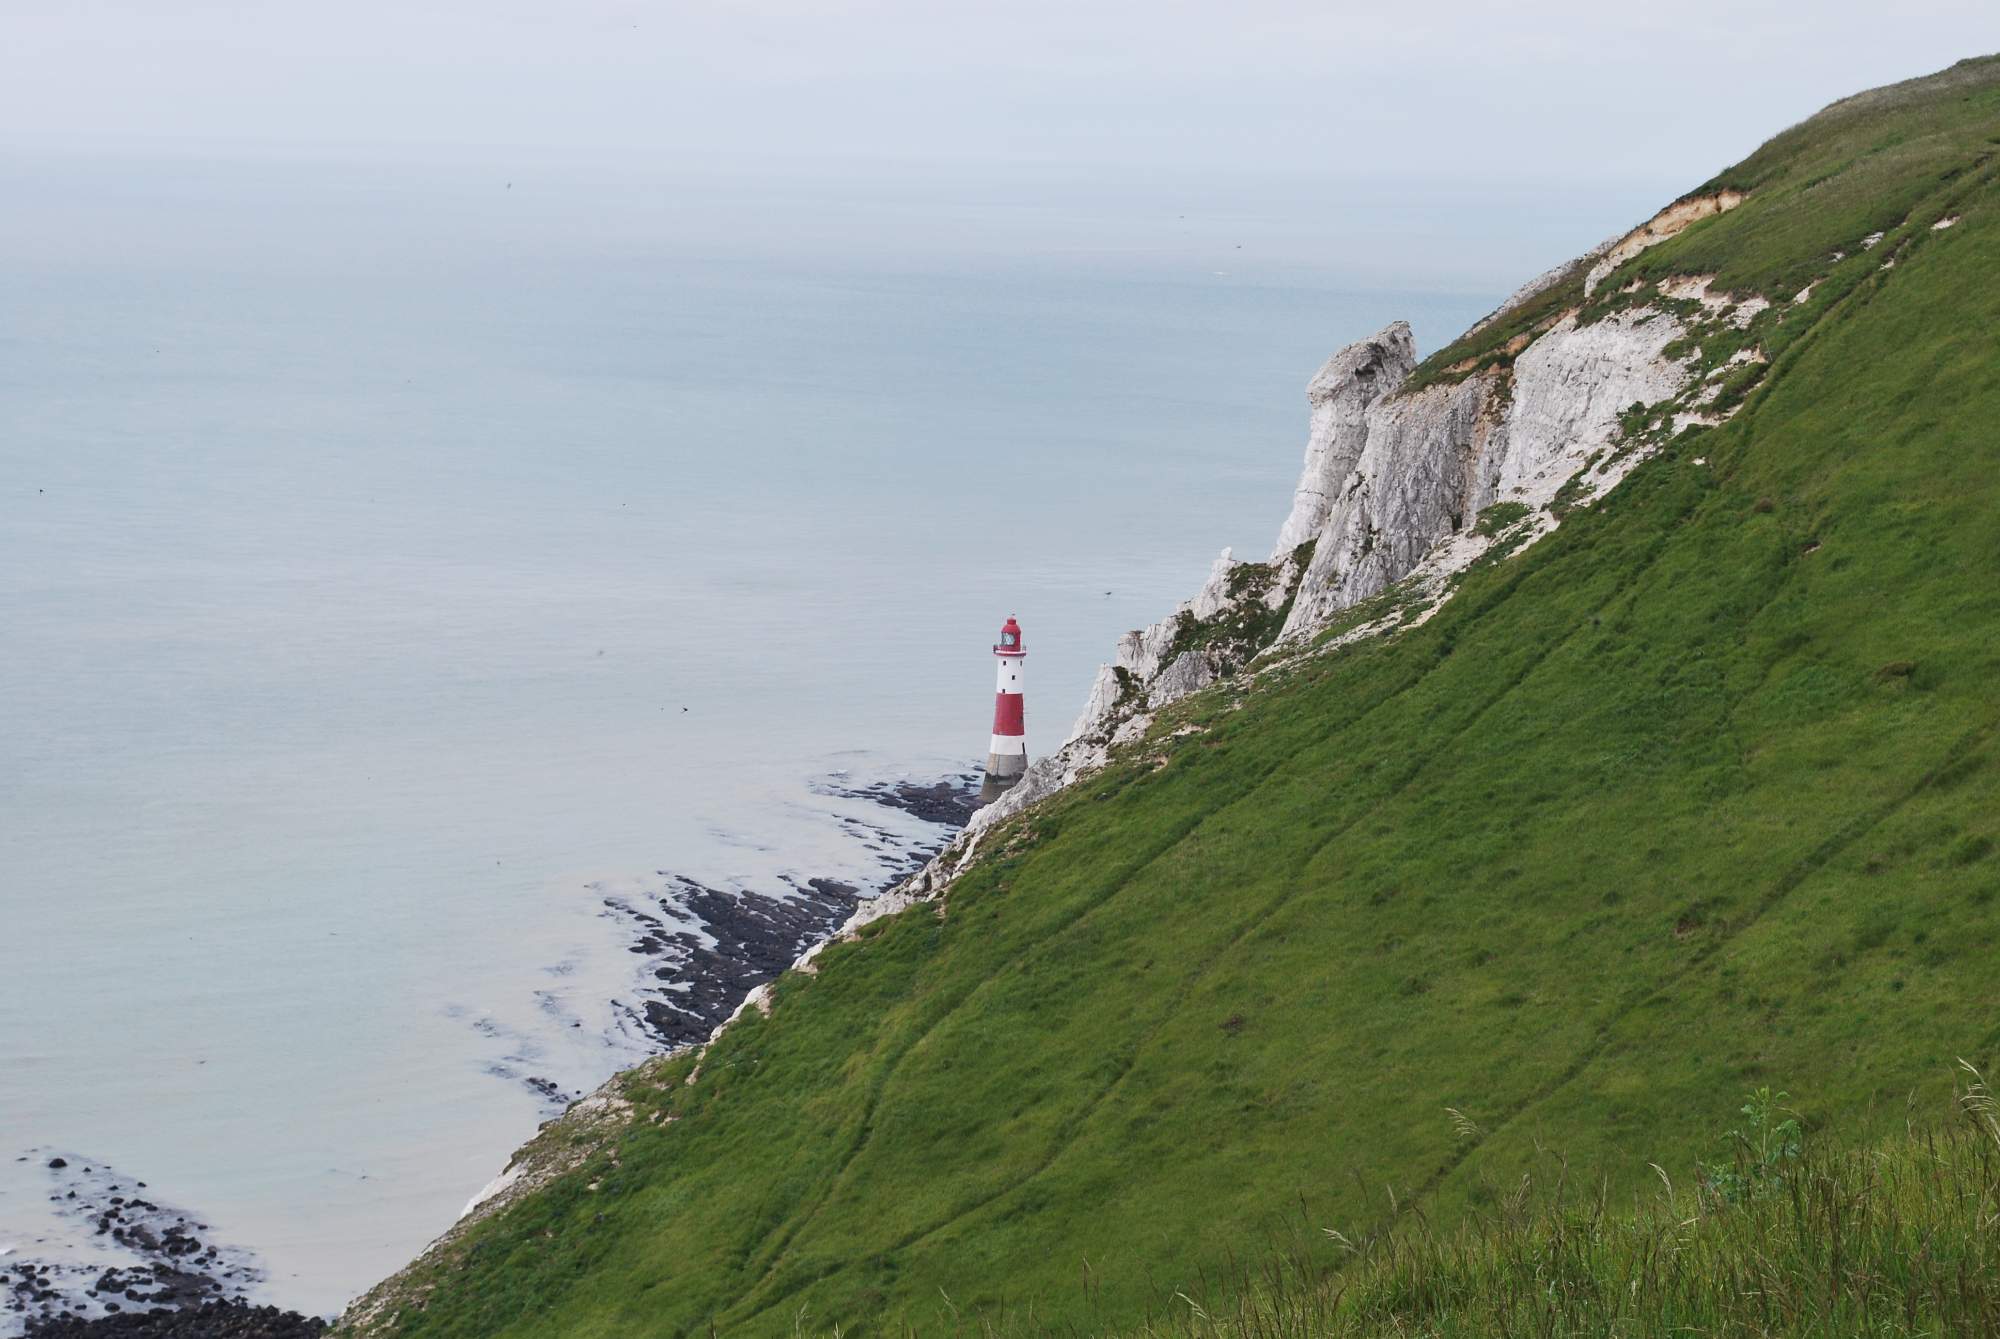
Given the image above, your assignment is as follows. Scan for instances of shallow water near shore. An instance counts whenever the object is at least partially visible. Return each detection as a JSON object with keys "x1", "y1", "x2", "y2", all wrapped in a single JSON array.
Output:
[{"x1": 0, "y1": 147, "x2": 1501, "y2": 1324}]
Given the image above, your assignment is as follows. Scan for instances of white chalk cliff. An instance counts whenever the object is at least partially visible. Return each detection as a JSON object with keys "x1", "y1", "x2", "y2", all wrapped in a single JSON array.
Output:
[{"x1": 1269, "y1": 321, "x2": 1418, "y2": 554}]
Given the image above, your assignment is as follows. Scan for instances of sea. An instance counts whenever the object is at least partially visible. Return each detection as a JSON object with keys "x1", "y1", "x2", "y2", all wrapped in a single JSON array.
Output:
[{"x1": 0, "y1": 142, "x2": 1561, "y2": 1323}]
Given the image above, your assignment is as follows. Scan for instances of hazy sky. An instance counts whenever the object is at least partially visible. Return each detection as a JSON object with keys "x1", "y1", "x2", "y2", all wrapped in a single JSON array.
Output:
[{"x1": 5, "y1": 2, "x2": 1997, "y2": 185}]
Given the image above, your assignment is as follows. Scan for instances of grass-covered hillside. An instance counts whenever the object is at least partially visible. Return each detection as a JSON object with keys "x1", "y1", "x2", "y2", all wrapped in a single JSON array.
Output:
[
  {"x1": 1120, "y1": 1087, "x2": 2000, "y2": 1339},
  {"x1": 1409, "y1": 53, "x2": 2000, "y2": 395},
  {"x1": 345, "y1": 57, "x2": 2000, "y2": 1337}
]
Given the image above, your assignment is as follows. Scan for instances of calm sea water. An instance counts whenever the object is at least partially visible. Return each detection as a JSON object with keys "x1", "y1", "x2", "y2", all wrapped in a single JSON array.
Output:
[{"x1": 0, "y1": 146, "x2": 1501, "y2": 1320}]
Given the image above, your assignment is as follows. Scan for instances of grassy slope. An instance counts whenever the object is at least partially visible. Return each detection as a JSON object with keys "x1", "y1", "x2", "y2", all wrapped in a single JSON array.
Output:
[
  {"x1": 361, "y1": 61, "x2": 2000, "y2": 1338},
  {"x1": 1405, "y1": 54, "x2": 2000, "y2": 394},
  {"x1": 1136, "y1": 1105, "x2": 2000, "y2": 1338}
]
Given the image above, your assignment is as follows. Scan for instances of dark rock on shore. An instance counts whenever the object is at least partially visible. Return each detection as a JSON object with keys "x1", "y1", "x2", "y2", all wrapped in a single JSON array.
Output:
[
  {"x1": 842, "y1": 777, "x2": 982, "y2": 827},
  {"x1": 5, "y1": 1154, "x2": 273, "y2": 1337},
  {"x1": 624, "y1": 875, "x2": 862, "y2": 1048},
  {"x1": 606, "y1": 769, "x2": 980, "y2": 1050},
  {"x1": 25, "y1": 1300, "x2": 325, "y2": 1338},
  {"x1": 15, "y1": 768, "x2": 982, "y2": 1336}
]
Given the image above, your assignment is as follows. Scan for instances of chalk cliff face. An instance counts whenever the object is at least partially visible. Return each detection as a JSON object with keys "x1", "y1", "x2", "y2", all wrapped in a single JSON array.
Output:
[
  {"x1": 1284, "y1": 303, "x2": 1695, "y2": 634},
  {"x1": 1281, "y1": 367, "x2": 1497, "y2": 633},
  {"x1": 1028, "y1": 301, "x2": 1699, "y2": 774},
  {"x1": 1269, "y1": 322, "x2": 1417, "y2": 554}
]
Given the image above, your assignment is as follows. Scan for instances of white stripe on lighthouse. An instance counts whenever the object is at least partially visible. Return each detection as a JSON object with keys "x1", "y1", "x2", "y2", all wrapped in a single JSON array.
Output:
[{"x1": 981, "y1": 617, "x2": 1030, "y2": 805}]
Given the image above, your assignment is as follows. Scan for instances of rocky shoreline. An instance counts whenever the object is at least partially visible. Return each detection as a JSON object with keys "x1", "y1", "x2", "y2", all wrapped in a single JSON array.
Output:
[
  {"x1": 4, "y1": 1157, "x2": 271, "y2": 1338},
  {"x1": 25, "y1": 1302, "x2": 325, "y2": 1338},
  {"x1": 7, "y1": 771, "x2": 979, "y2": 1339},
  {"x1": 600, "y1": 773, "x2": 980, "y2": 1052}
]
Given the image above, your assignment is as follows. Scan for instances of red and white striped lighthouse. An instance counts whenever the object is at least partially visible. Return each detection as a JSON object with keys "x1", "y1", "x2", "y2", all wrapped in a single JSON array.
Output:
[{"x1": 979, "y1": 617, "x2": 1028, "y2": 804}]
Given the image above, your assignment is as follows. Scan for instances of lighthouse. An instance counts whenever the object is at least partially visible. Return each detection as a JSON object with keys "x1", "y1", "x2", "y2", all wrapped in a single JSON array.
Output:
[{"x1": 980, "y1": 617, "x2": 1027, "y2": 804}]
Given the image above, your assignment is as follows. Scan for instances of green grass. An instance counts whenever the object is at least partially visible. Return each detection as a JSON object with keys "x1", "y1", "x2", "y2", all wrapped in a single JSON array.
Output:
[
  {"x1": 1162, "y1": 541, "x2": 1318, "y2": 669},
  {"x1": 1406, "y1": 53, "x2": 2000, "y2": 393},
  {"x1": 1399, "y1": 260, "x2": 1584, "y2": 397},
  {"x1": 345, "y1": 57, "x2": 2000, "y2": 1338},
  {"x1": 1472, "y1": 502, "x2": 1531, "y2": 538},
  {"x1": 1655, "y1": 54, "x2": 2000, "y2": 297},
  {"x1": 1104, "y1": 1085, "x2": 2000, "y2": 1339}
]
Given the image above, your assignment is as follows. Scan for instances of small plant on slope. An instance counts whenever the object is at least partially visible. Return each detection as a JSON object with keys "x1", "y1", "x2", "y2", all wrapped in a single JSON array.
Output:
[{"x1": 1701, "y1": 1085, "x2": 1803, "y2": 1202}]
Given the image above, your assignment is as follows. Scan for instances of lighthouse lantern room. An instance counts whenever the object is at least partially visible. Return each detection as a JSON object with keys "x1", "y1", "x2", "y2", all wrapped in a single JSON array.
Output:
[{"x1": 980, "y1": 617, "x2": 1028, "y2": 804}]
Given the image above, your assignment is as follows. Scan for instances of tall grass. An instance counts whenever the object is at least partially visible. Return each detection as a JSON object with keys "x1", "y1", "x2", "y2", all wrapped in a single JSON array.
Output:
[{"x1": 1124, "y1": 1082, "x2": 2000, "y2": 1339}]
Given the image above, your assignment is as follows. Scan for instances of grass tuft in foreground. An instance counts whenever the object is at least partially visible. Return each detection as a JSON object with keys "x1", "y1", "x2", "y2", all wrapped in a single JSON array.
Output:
[{"x1": 1102, "y1": 1079, "x2": 2000, "y2": 1339}]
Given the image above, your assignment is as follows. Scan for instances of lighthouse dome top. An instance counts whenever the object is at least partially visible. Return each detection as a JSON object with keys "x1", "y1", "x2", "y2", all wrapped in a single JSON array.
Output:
[{"x1": 993, "y1": 616, "x2": 1025, "y2": 657}]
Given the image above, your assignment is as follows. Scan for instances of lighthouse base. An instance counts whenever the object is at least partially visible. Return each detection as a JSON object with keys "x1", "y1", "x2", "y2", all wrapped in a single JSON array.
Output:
[{"x1": 979, "y1": 749, "x2": 1027, "y2": 805}]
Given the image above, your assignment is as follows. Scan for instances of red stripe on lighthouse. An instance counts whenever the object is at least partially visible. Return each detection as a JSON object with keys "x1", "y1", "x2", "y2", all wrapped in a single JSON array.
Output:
[
  {"x1": 992, "y1": 692, "x2": 1024, "y2": 735},
  {"x1": 980, "y1": 617, "x2": 1029, "y2": 805}
]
